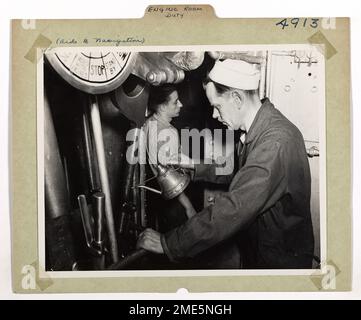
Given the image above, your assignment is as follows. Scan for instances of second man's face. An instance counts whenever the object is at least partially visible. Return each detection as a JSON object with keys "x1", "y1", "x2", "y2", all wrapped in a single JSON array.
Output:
[
  {"x1": 164, "y1": 91, "x2": 183, "y2": 119},
  {"x1": 205, "y1": 82, "x2": 241, "y2": 130}
]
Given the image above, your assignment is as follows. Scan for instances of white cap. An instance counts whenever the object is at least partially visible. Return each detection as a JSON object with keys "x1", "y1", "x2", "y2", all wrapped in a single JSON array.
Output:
[{"x1": 208, "y1": 59, "x2": 260, "y2": 90}]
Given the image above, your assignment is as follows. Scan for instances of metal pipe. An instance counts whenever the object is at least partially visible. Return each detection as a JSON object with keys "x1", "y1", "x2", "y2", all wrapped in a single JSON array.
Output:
[
  {"x1": 78, "y1": 193, "x2": 106, "y2": 270},
  {"x1": 122, "y1": 127, "x2": 140, "y2": 200},
  {"x1": 259, "y1": 53, "x2": 267, "y2": 100},
  {"x1": 44, "y1": 89, "x2": 76, "y2": 270},
  {"x1": 119, "y1": 127, "x2": 140, "y2": 234},
  {"x1": 208, "y1": 51, "x2": 265, "y2": 64},
  {"x1": 89, "y1": 95, "x2": 119, "y2": 263},
  {"x1": 78, "y1": 194, "x2": 93, "y2": 248},
  {"x1": 139, "y1": 163, "x2": 147, "y2": 228},
  {"x1": 92, "y1": 192, "x2": 105, "y2": 246},
  {"x1": 92, "y1": 192, "x2": 106, "y2": 270},
  {"x1": 132, "y1": 164, "x2": 141, "y2": 237},
  {"x1": 63, "y1": 156, "x2": 71, "y2": 199},
  {"x1": 82, "y1": 104, "x2": 100, "y2": 193},
  {"x1": 44, "y1": 91, "x2": 71, "y2": 219},
  {"x1": 107, "y1": 249, "x2": 148, "y2": 270}
]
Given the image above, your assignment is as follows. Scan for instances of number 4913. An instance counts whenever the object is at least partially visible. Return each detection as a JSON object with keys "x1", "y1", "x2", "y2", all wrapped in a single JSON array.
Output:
[{"x1": 276, "y1": 18, "x2": 319, "y2": 30}]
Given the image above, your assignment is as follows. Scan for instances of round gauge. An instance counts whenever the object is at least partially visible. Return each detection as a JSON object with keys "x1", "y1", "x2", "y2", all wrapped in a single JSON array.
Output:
[{"x1": 45, "y1": 48, "x2": 137, "y2": 94}]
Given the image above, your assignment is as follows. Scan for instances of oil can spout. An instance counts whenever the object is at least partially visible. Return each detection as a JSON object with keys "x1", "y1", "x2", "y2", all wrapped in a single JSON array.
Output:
[{"x1": 134, "y1": 164, "x2": 190, "y2": 200}]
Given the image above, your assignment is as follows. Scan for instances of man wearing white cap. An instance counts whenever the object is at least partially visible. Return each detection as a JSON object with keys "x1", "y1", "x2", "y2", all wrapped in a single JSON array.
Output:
[{"x1": 137, "y1": 59, "x2": 315, "y2": 269}]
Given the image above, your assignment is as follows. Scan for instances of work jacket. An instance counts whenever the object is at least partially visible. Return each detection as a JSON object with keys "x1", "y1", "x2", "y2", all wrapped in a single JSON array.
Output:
[{"x1": 161, "y1": 99, "x2": 315, "y2": 269}]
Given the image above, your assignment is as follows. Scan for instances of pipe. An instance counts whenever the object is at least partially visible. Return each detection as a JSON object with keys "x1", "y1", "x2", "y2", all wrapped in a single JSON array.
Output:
[
  {"x1": 44, "y1": 92, "x2": 71, "y2": 219},
  {"x1": 44, "y1": 89, "x2": 76, "y2": 270},
  {"x1": 122, "y1": 127, "x2": 140, "y2": 200},
  {"x1": 208, "y1": 51, "x2": 265, "y2": 64},
  {"x1": 92, "y1": 192, "x2": 105, "y2": 247},
  {"x1": 139, "y1": 163, "x2": 147, "y2": 228},
  {"x1": 89, "y1": 95, "x2": 119, "y2": 263},
  {"x1": 78, "y1": 194, "x2": 93, "y2": 249},
  {"x1": 132, "y1": 53, "x2": 185, "y2": 86},
  {"x1": 107, "y1": 249, "x2": 148, "y2": 270},
  {"x1": 119, "y1": 127, "x2": 140, "y2": 234},
  {"x1": 132, "y1": 164, "x2": 141, "y2": 237},
  {"x1": 92, "y1": 192, "x2": 106, "y2": 269},
  {"x1": 78, "y1": 193, "x2": 106, "y2": 269},
  {"x1": 82, "y1": 104, "x2": 100, "y2": 193}
]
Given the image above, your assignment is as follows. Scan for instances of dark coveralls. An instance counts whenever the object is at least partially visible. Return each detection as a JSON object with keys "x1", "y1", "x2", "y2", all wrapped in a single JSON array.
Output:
[{"x1": 160, "y1": 99, "x2": 315, "y2": 269}]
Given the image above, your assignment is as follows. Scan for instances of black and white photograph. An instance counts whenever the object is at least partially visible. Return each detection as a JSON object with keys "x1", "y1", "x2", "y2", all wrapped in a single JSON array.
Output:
[{"x1": 39, "y1": 46, "x2": 325, "y2": 273}]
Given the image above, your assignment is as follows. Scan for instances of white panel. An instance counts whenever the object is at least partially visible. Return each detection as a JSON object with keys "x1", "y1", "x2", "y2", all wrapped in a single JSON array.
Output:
[{"x1": 268, "y1": 51, "x2": 321, "y2": 143}]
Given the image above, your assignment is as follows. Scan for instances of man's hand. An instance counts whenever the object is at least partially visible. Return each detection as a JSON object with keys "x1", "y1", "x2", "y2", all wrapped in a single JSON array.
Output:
[{"x1": 136, "y1": 228, "x2": 164, "y2": 254}]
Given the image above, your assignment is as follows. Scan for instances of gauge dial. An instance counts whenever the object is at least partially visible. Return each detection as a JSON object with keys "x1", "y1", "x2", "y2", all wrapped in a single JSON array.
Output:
[{"x1": 46, "y1": 48, "x2": 137, "y2": 94}]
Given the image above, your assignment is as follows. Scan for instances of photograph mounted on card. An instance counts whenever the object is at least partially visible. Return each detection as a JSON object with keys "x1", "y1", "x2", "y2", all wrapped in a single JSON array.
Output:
[{"x1": 11, "y1": 6, "x2": 351, "y2": 292}]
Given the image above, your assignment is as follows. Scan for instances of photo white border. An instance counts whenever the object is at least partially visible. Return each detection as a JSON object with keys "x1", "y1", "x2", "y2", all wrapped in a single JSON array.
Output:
[{"x1": 37, "y1": 44, "x2": 327, "y2": 279}]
